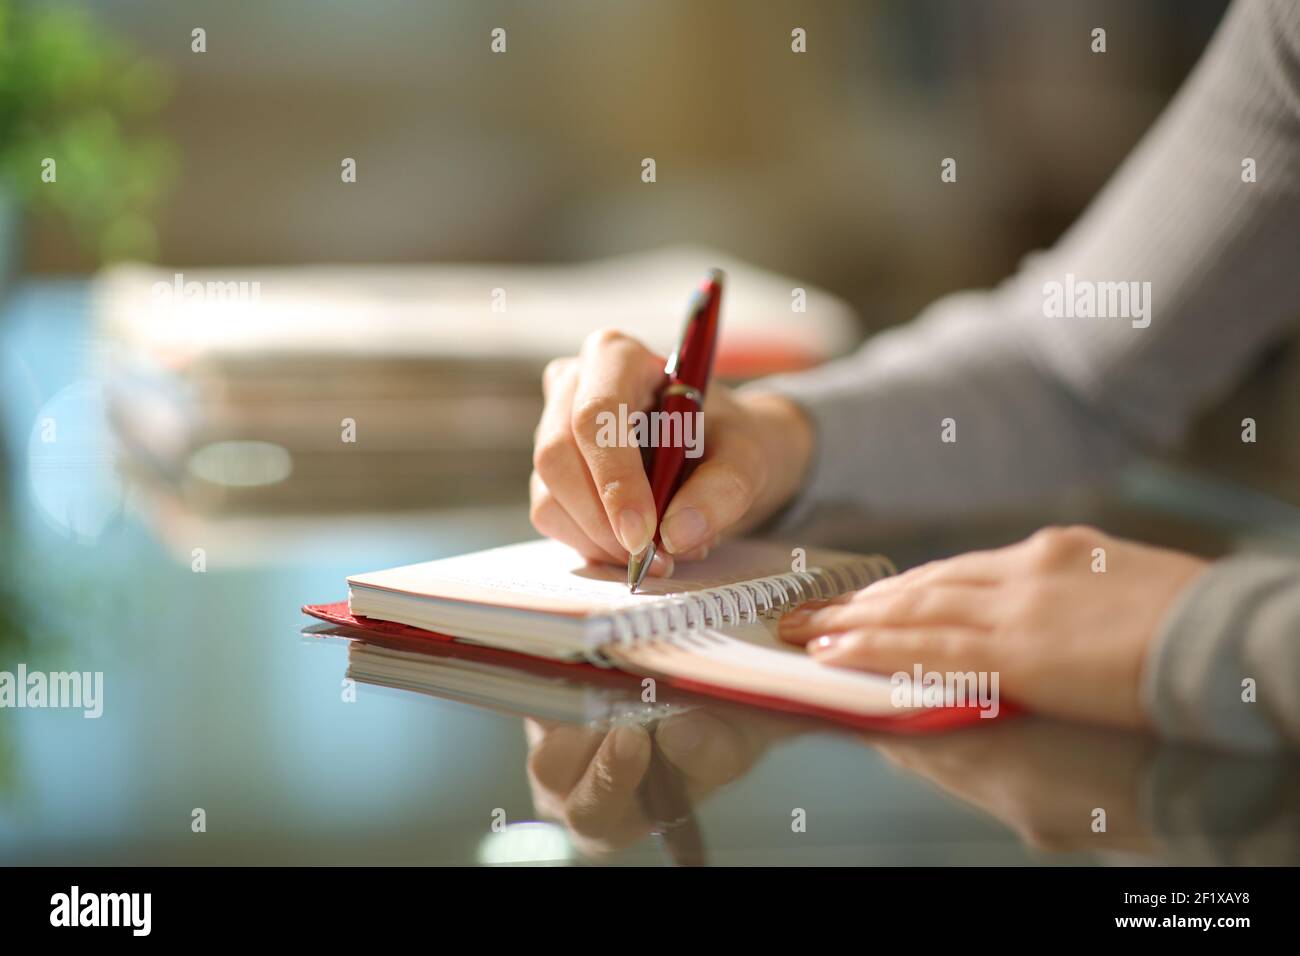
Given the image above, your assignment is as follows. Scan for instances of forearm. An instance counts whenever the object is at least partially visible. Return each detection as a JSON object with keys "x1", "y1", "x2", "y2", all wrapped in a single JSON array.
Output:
[
  {"x1": 751, "y1": 0, "x2": 1300, "y2": 528},
  {"x1": 749, "y1": 294, "x2": 1141, "y2": 525}
]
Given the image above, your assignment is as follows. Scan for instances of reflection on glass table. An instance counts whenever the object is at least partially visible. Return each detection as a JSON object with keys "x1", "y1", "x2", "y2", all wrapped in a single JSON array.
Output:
[
  {"x1": 4, "y1": 281, "x2": 1300, "y2": 866},
  {"x1": 320, "y1": 623, "x2": 1300, "y2": 867}
]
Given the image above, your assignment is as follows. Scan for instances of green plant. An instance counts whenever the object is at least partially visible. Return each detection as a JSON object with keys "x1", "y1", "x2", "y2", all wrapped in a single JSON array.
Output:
[{"x1": 0, "y1": 0, "x2": 177, "y2": 262}]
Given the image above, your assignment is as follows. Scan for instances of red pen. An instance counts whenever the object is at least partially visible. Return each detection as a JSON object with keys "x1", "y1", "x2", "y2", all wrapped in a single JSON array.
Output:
[{"x1": 627, "y1": 269, "x2": 724, "y2": 592}]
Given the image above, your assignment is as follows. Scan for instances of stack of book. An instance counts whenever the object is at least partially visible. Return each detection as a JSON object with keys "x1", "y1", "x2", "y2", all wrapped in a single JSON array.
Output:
[{"x1": 96, "y1": 246, "x2": 861, "y2": 515}]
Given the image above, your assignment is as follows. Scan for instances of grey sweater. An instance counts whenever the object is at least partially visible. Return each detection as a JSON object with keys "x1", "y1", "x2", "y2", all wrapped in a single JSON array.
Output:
[{"x1": 757, "y1": 0, "x2": 1300, "y2": 751}]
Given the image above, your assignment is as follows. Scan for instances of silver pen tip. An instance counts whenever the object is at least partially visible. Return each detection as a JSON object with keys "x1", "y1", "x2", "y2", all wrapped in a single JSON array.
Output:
[{"x1": 628, "y1": 542, "x2": 656, "y2": 593}]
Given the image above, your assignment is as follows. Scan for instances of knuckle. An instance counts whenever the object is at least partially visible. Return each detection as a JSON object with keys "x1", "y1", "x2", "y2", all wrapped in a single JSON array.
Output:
[
  {"x1": 531, "y1": 438, "x2": 569, "y2": 479},
  {"x1": 1057, "y1": 524, "x2": 1097, "y2": 544},
  {"x1": 563, "y1": 782, "x2": 618, "y2": 839},
  {"x1": 710, "y1": 460, "x2": 756, "y2": 506},
  {"x1": 570, "y1": 394, "x2": 619, "y2": 436},
  {"x1": 562, "y1": 803, "x2": 606, "y2": 841},
  {"x1": 582, "y1": 327, "x2": 630, "y2": 354},
  {"x1": 525, "y1": 747, "x2": 561, "y2": 794},
  {"x1": 1025, "y1": 526, "x2": 1060, "y2": 552},
  {"x1": 1020, "y1": 825, "x2": 1072, "y2": 854},
  {"x1": 528, "y1": 487, "x2": 559, "y2": 533},
  {"x1": 542, "y1": 357, "x2": 574, "y2": 393},
  {"x1": 1025, "y1": 525, "x2": 1091, "y2": 566}
]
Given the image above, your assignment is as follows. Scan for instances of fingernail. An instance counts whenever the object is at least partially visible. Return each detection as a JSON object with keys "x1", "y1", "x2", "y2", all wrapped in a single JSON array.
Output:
[
  {"x1": 656, "y1": 716, "x2": 702, "y2": 756},
  {"x1": 649, "y1": 552, "x2": 675, "y2": 577},
  {"x1": 780, "y1": 609, "x2": 812, "y2": 631},
  {"x1": 809, "y1": 635, "x2": 841, "y2": 654},
  {"x1": 660, "y1": 507, "x2": 707, "y2": 554},
  {"x1": 618, "y1": 508, "x2": 650, "y2": 555},
  {"x1": 613, "y1": 724, "x2": 649, "y2": 761}
]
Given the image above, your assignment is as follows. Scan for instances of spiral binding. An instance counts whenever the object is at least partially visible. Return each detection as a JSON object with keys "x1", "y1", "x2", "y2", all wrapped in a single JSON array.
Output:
[{"x1": 588, "y1": 555, "x2": 895, "y2": 665}]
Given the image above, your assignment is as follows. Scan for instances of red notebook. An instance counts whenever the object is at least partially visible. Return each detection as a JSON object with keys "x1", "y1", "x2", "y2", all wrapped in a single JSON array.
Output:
[{"x1": 306, "y1": 538, "x2": 1010, "y2": 733}]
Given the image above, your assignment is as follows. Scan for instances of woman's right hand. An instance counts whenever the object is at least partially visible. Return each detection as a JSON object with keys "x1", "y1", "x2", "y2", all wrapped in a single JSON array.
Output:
[{"x1": 529, "y1": 328, "x2": 815, "y2": 578}]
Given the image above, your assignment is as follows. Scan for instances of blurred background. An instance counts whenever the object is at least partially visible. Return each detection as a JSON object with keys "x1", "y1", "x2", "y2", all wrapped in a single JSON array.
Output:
[
  {"x1": 16, "y1": 0, "x2": 1231, "y2": 322},
  {"x1": 6, "y1": 0, "x2": 1300, "y2": 866},
  {"x1": 12, "y1": 0, "x2": 1291, "y2": 525}
]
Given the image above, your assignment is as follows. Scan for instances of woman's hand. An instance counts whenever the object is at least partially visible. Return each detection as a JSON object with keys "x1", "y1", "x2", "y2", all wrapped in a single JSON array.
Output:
[
  {"x1": 780, "y1": 526, "x2": 1210, "y2": 730},
  {"x1": 530, "y1": 329, "x2": 814, "y2": 576}
]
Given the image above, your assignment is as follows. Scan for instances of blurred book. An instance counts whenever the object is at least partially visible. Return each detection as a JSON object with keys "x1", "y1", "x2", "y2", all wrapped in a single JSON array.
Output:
[{"x1": 97, "y1": 246, "x2": 859, "y2": 514}]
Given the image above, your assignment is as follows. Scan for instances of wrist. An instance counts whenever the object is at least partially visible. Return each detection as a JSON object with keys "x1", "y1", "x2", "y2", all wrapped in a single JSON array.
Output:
[{"x1": 736, "y1": 390, "x2": 815, "y2": 524}]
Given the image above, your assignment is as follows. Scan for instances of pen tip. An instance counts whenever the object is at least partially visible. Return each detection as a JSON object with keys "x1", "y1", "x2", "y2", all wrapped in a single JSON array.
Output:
[{"x1": 627, "y1": 542, "x2": 655, "y2": 593}]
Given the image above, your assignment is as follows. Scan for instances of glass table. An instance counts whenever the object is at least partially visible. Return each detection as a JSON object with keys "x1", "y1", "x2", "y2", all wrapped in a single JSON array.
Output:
[{"x1": 3, "y1": 281, "x2": 1298, "y2": 866}]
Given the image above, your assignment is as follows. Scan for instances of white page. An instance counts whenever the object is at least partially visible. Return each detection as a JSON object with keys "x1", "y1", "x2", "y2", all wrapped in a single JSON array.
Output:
[{"x1": 348, "y1": 537, "x2": 878, "y2": 617}]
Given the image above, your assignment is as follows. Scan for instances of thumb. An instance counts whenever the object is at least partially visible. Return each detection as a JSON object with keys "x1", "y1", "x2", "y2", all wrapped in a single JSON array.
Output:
[{"x1": 659, "y1": 427, "x2": 766, "y2": 555}]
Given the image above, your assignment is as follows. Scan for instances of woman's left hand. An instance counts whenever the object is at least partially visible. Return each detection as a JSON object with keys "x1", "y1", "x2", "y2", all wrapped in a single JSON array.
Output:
[{"x1": 779, "y1": 526, "x2": 1209, "y2": 730}]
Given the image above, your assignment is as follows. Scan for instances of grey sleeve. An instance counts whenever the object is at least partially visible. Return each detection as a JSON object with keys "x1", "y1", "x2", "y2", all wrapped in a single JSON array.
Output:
[
  {"x1": 752, "y1": 0, "x2": 1300, "y2": 527},
  {"x1": 1144, "y1": 554, "x2": 1300, "y2": 752}
]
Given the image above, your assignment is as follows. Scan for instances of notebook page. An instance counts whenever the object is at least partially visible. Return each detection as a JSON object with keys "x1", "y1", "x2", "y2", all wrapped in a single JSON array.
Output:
[
  {"x1": 608, "y1": 620, "x2": 906, "y2": 718},
  {"x1": 348, "y1": 538, "x2": 871, "y2": 618}
]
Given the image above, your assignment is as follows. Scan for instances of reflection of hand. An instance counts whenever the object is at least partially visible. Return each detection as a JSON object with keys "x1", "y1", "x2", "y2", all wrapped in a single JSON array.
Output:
[
  {"x1": 523, "y1": 721, "x2": 652, "y2": 856},
  {"x1": 528, "y1": 330, "x2": 814, "y2": 575},
  {"x1": 780, "y1": 527, "x2": 1208, "y2": 730},
  {"x1": 870, "y1": 718, "x2": 1158, "y2": 854},
  {"x1": 523, "y1": 708, "x2": 786, "y2": 857}
]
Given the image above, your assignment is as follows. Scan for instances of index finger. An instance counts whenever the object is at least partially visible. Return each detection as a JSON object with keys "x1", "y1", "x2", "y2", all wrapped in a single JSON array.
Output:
[{"x1": 569, "y1": 330, "x2": 665, "y2": 556}]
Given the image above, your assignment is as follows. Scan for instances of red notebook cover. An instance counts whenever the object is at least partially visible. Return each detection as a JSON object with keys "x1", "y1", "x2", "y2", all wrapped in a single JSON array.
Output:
[{"x1": 303, "y1": 601, "x2": 1015, "y2": 733}]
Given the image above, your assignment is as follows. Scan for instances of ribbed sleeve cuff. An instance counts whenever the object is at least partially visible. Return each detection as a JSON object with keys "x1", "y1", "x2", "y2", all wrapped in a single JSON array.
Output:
[
  {"x1": 1143, "y1": 552, "x2": 1300, "y2": 752},
  {"x1": 739, "y1": 373, "x2": 869, "y2": 533}
]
